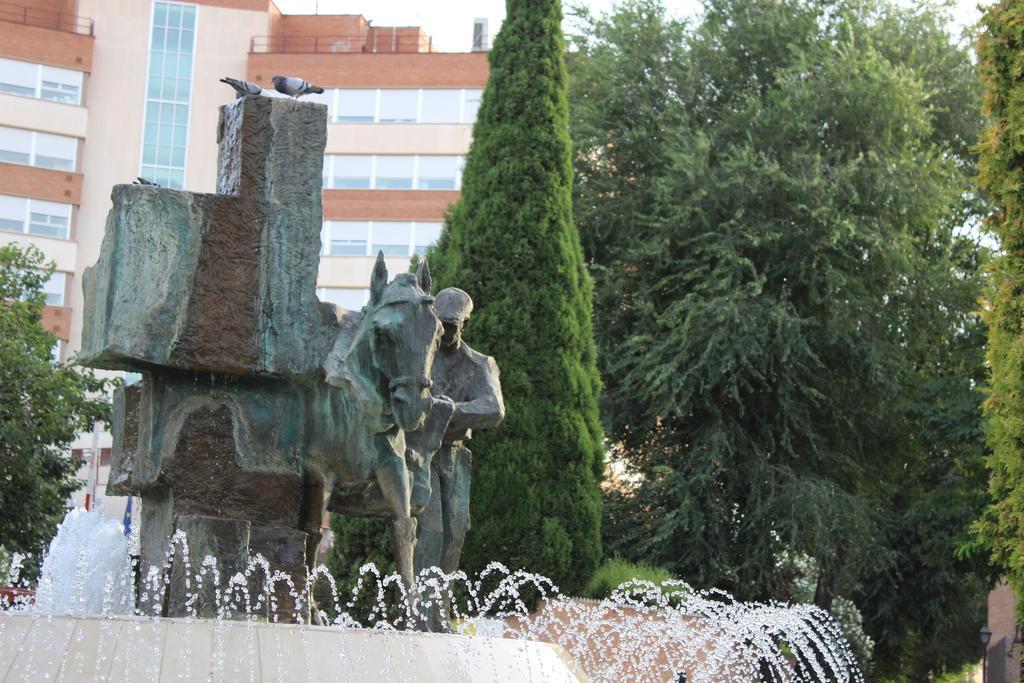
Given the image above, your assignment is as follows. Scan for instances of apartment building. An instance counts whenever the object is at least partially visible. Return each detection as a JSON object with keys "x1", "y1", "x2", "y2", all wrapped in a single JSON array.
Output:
[{"x1": 0, "y1": 0, "x2": 488, "y2": 519}]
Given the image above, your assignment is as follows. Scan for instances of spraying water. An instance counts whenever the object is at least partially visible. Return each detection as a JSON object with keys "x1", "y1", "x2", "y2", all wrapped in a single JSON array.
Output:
[{"x1": 4, "y1": 509, "x2": 862, "y2": 682}]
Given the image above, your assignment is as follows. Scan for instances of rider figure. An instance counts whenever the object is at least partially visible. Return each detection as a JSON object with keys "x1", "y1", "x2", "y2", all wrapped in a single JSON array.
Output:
[{"x1": 413, "y1": 287, "x2": 505, "y2": 577}]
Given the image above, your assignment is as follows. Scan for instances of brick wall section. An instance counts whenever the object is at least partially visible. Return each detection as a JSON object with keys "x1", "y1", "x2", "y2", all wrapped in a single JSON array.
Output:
[
  {"x1": 323, "y1": 190, "x2": 459, "y2": 221},
  {"x1": 0, "y1": 20, "x2": 93, "y2": 71},
  {"x1": 193, "y1": 0, "x2": 272, "y2": 10},
  {"x1": 367, "y1": 26, "x2": 431, "y2": 52},
  {"x1": 248, "y1": 52, "x2": 488, "y2": 88},
  {"x1": 988, "y1": 580, "x2": 1021, "y2": 683},
  {"x1": 41, "y1": 305, "x2": 71, "y2": 341},
  {"x1": 276, "y1": 15, "x2": 367, "y2": 37},
  {"x1": 25, "y1": 0, "x2": 76, "y2": 15},
  {"x1": 0, "y1": 163, "x2": 82, "y2": 205}
]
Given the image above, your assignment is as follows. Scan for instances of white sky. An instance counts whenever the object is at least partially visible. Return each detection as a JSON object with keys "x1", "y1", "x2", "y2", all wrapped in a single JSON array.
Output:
[{"x1": 273, "y1": 0, "x2": 984, "y2": 53}]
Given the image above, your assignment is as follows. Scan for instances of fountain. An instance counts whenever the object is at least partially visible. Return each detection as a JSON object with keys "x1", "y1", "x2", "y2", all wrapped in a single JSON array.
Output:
[{"x1": 0, "y1": 94, "x2": 862, "y2": 682}]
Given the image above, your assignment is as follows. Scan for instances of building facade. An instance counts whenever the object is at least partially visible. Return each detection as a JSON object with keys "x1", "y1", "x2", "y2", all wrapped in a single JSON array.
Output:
[{"x1": 0, "y1": 0, "x2": 487, "y2": 519}]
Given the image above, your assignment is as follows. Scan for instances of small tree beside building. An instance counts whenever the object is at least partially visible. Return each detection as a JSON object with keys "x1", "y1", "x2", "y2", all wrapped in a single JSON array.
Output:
[{"x1": 0, "y1": 243, "x2": 112, "y2": 573}]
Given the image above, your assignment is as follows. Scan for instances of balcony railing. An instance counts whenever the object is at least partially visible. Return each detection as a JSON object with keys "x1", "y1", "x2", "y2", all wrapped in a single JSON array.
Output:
[
  {"x1": 0, "y1": 1, "x2": 93, "y2": 35},
  {"x1": 250, "y1": 34, "x2": 435, "y2": 54}
]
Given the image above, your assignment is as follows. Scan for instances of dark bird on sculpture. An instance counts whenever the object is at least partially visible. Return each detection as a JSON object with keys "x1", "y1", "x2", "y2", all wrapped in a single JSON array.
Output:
[
  {"x1": 272, "y1": 75, "x2": 325, "y2": 99},
  {"x1": 220, "y1": 77, "x2": 262, "y2": 98},
  {"x1": 134, "y1": 177, "x2": 160, "y2": 187}
]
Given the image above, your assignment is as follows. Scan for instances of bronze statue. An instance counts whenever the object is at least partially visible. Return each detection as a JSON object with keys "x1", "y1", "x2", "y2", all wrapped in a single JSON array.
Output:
[{"x1": 412, "y1": 287, "x2": 505, "y2": 578}]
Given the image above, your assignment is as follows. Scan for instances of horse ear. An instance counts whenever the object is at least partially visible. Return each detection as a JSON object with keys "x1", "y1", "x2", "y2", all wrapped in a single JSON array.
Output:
[
  {"x1": 370, "y1": 251, "x2": 388, "y2": 304},
  {"x1": 416, "y1": 258, "x2": 431, "y2": 294}
]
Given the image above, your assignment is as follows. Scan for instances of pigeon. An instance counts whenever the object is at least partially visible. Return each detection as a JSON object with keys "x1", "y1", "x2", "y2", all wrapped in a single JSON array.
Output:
[
  {"x1": 220, "y1": 77, "x2": 262, "y2": 99},
  {"x1": 272, "y1": 75, "x2": 325, "y2": 99},
  {"x1": 133, "y1": 177, "x2": 159, "y2": 186}
]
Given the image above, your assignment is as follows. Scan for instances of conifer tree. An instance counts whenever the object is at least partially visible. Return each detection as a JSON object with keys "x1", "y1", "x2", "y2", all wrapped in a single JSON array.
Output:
[
  {"x1": 427, "y1": 0, "x2": 604, "y2": 593},
  {"x1": 974, "y1": 0, "x2": 1024, "y2": 609}
]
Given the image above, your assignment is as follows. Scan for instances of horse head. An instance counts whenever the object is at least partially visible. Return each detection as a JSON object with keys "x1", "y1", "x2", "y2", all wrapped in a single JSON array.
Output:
[{"x1": 361, "y1": 253, "x2": 440, "y2": 432}]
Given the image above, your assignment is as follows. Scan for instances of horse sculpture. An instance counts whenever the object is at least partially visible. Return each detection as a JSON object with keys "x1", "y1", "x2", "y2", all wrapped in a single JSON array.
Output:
[{"x1": 305, "y1": 255, "x2": 451, "y2": 592}]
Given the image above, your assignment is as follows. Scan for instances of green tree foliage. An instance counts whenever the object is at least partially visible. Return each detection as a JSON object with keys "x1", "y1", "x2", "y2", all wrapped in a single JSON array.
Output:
[
  {"x1": 0, "y1": 244, "x2": 113, "y2": 571},
  {"x1": 426, "y1": 0, "x2": 604, "y2": 594},
  {"x1": 569, "y1": 0, "x2": 991, "y2": 677},
  {"x1": 974, "y1": 0, "x2": 1024, "y2": 617}
]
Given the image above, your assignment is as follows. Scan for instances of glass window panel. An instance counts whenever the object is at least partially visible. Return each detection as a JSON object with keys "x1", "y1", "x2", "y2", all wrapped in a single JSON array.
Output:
[
  {"x1": 149, "y1": 52, "x2": 164, "y2": 76},
  {"x1": 168, "y1": 170, "x2": 184, "y2": 189},
  {"x1": 166, "y1": 28, "x2": 180, "y2": 52},
  {"x1": 167, "y1": 4, "x2": 181, "y2": 27},
  {"x1": 0, "y1": 127, "x2": 32, "y2": 165},
  {"x1": 177, "y1": 55, "x2": 191, "y2": 78},
  {"x1": 151, "y1": 26, "x2": 165, "y2": 50},
  {"x1": 42, "y1": 271, "x2": 66, "y2": 306},
  {"x1": 417, "y1": 156, "x2": 459, "y2": 189},
  {"x1": 330, "y1": 156, "x2": 372, "y2": 189},
  {"x1": 420, "y1": 90, "x2": 461, "y2": 123},
  {"x1": 413, "y1": 222, "x2": 443, "y2": 255},
  {"x1": 173, "y1": 125, "x2": 187, "y2": 146},
  {"x1": 462, "y1": 89, "x2": 483, "y2": 123},
  {"x1": 301, "y1": 88, "x2": 333, "y2": 113},
  {"x1": 34, "y1": 132, "x2": 77, "y2": 171},
  {"x1": 336, "y1": 89, "x2": 376, "y2": 123},
  {"x1": 181, "y1": 6, "x2": 195, "y2": 30},
  {"x1": 0, "y1": 57, "x2": 38, "y2": 93},
  {"x1": 378, "y1": 90, "x2": 417, "y2": 123},
  {"x1": 327, "y1": 221, "x2": 369, "y2": 255},
  {"x1": 0, "y1": 194, "x2": 26, "y2": 233},
  {"x1": 371, "y1": 222, "x2": 412, "y2": 256},
  {"x1": 171, "y1": 146, "x2": 185, "y2": 166},
  {"x1": 318, "y1": 288, "x2": 368, "y2": 310},
  {"x1": 375, "y1": 156, "x2": 414, "y2": 189},
  {"x1": 28, "y1": 211, "x2": 70, "y2": 241},
  {"x1": 154, "y1": 3, "x2": 167, "y2": 25},
  {"x1": 181, "y1": 30, "x2": 194, "y2": 55},
  {"x1": 143, "y1": 144, "x2": 157, "y2": 164}
]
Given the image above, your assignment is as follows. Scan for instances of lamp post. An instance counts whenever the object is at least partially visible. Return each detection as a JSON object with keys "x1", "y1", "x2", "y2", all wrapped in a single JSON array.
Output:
[{"x1": 981, "y1": 625, "x2": 993, "y2": 683}]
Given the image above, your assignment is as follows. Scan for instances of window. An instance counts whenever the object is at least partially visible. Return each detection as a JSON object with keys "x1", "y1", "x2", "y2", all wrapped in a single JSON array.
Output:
[
  {"x1": 140, "y1": 2, "x2": 197, "y2": 189},
  {"x1": 318, "y1": 288, "x2": 370, "y2": 310},
  {"x1": 0, "y1": 127, "x2": 31, "y2": 165},
  {"x1": 0, "y1": 58, "x2": 37, "y2": 97},
  {"x1": 33, "y1": 132, "x2": 77, "y2": 171},
  {"x1": 0, "y1": 195, "x2": 24, "y2": 233},
  {"x1": 42, "y1": 271, "x2": 66, "y2": 306},
  {"x1": 324, "y1": 221, "x2": 369, "y2": 255},
  {"x1": 463, "y1": 89, "x2": 483, "y2": 123},
  {"x1": 378, "y1": 90, "x2": 418, "y2": 123},
  {"x1": 420, "y1": 90, "x2": 461, "y2": 124},
  {"x1": 29, "y1": 199, "x2": 71, "y2": 238},
  {"x1": 0, "y1": 57, "x2": 83, "y2": 105},
  {"x1": 324, "y1": 155, "x2": 465, "y2": 191},
  {"x1": 335, "y1": 89, "x2": 375, "y2": 123},
  {"x1": 0, "y1": 127, "x2": 78, "y2": 171},
  {"x1": 327, "y1": 88, "x2": 484, "y2": 124},
  {"x1": 371, "y1": 222, "x2": 412, "y2": 256},
  {"x1": 0, "y1": 195, "x2": 72, "y2": 239},
  {"x1": 375, "y1": 156, "x2": 414, "y2": 189},
  {"x1": 413, "y1": 222, "x2": 443, "y2": 256},
  {"x1": 417, "y1": 156, "x2": 460, "y2": 190},
  {"x1": 40, "y1": 66, "x2": 83, "y2": 104},
  {"x1": 329, "y1": 156, "x2": 372, "y2": 189}
]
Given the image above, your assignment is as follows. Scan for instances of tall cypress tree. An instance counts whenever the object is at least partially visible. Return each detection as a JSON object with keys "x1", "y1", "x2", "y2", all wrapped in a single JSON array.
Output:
[
  {"x1": 428, "y1": 0, "x2": 603, "y2": 594},
  {"x1": 975, "y1": 0, "x2": 1024, "y2": 607}
]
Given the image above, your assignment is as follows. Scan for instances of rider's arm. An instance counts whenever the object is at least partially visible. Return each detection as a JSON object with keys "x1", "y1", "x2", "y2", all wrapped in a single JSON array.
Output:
[{"x1": 447, "y1": 356, "x2": 505, "y2": 433}]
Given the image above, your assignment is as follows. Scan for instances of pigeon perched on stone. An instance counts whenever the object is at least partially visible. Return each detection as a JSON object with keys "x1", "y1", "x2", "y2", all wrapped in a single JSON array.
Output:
[
  {"x1": 220, "y1": 77, "x2": 262, "y2": 98},
  {"x1": 134, "y1": 177, "x2": 159, "y2": 187},
  {"x1": 272, "y1": 76, "x2": 325, "y2": 99}
]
